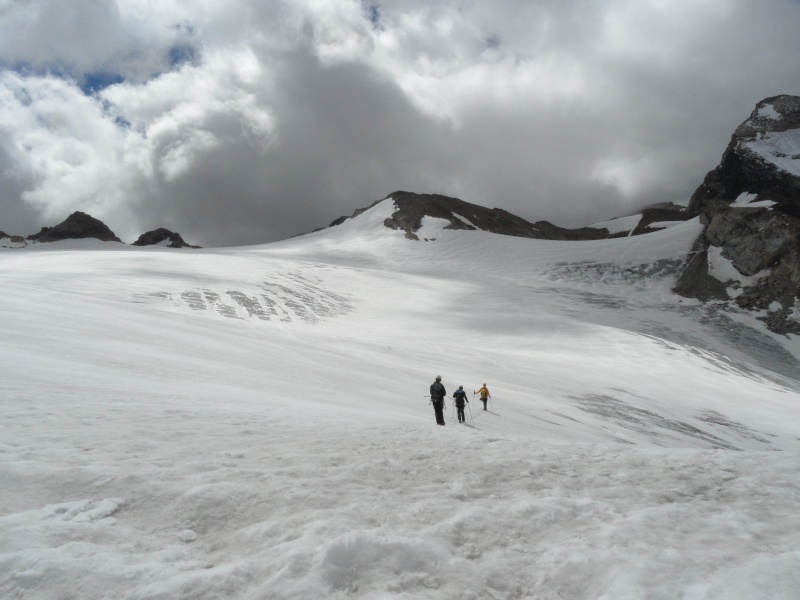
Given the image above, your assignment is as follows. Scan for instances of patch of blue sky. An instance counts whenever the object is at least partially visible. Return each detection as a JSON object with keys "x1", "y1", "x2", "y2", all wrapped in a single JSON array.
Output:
[
  {"x1": 81, "y1": 71, "x2": 124, "y2": 95},
  {"x1": 3, "y1": 61, "x2": 125, "y2": 96},
  {"x1": 6, "y1": 61, "x2": 71, "y2": 81},
  {"x1": 168, "y1": 44, "x2": 198, "y2": 68},
  {"x1": 362, "y1": 2, "x2": 383, "y2": 31},
  {"x1": 114, "y1": 115, "x2": 133, "y2": 129}
]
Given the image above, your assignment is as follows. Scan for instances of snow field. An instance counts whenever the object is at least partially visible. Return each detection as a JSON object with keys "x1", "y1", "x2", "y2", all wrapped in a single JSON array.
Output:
[
  {"x1": 3, "y1": 405, "x2": 799, "y2": 599},
  {"x1": 2, "y1": 199, "x2": 800, "y2": 598}
]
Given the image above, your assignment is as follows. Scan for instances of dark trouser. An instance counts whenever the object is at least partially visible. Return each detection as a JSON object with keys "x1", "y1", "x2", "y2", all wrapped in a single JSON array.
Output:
[
  {"x1": 457, "y1": 405, "x2": 465, "y2": 422},
  {"x1": 432, "y1": 398, "x2": 445, "y2": 425},
  {"x1": 481, "y1": 398, "x2": 487, "y2": 410}
]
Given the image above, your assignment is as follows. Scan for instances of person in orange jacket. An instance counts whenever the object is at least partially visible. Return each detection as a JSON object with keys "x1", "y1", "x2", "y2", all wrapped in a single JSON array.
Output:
[{"x1": 474, "y1": 383, "x2": 491, "y2": 411}]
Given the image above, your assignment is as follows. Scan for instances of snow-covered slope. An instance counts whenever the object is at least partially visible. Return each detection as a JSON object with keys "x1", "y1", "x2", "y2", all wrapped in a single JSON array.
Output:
[{"x1": 2, "y1": 199, "x2": 800, "y2": 599}]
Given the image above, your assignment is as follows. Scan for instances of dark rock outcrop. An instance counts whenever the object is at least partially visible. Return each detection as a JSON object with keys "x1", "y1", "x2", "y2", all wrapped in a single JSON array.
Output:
[
  {"x1": 382, "y1": 191, "x2": 543, "y2": 238},
  {"x1": 688, "y1": 95, "x2": 800, "y2": 216},
  {"x1": 331, "y1": 191, "x2": 608, "y2": 241},
  {"x1": 630, "y1": 204, "x2": 693, "y2": 236},
  {"x1": 671, "y1": 236, "x2": 730, "y2": 302},
  {"x1": 132, "y1": 228, "x2": 200, "y2": 248},
  {"x1": 26, "y1": 211, "x2": 122, "y2": 243},
  {"x1": 0, "y1": 232, "x2": 27, "y2": 248},
  {"x1": 674, "y1": 95, "x2": 800, "y2": 334}
]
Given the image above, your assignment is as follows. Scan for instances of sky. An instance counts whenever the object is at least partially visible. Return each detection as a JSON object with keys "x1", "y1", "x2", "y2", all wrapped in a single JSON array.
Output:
[{"x1": 1, "y1": 0, "x2": 799, "y2": 247}]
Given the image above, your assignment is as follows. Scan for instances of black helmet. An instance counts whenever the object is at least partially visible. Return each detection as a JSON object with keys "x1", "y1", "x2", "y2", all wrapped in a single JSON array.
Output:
[{"x1": 435, "y1": 375, "x2": 441, "y2": 381}]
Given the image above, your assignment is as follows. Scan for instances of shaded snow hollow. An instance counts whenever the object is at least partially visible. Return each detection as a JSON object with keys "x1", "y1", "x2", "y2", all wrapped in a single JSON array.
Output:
[{"x1": 2, "y1": 198, "x2": 800, "y2": 599}]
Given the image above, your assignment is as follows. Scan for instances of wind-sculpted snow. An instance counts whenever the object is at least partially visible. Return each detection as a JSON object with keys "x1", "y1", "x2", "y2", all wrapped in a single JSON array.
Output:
[
  {"x1": 699, "y1": 410, "x2": 774, "y2": 445},
  {"x1": 571, "y1": 393, "x2": 759, "y2": 450},
  {"x1": 134, "y1": 270, "x2": 354, "y2": 324},
  {"x1": 663, "y1": 306, "x2": 800, "y2": 384},
  {"x1": 547, "y1": 257, "x2": 684, "y2": 288},
  {"x1": 538, "y1": 258, "x2": 800, "y2": 385}
]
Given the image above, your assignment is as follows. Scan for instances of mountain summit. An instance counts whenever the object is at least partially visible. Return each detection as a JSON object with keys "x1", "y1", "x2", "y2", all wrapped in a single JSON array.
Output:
[
  {"x1": 330, "y1": 191, "x2": 609, "y2": 241},
  {"x1": 26, "y1": 211, "x2": 122, "y2": 243},
  {"x1": 688, "y1": 94, "x2": 800, "y2": 213}
]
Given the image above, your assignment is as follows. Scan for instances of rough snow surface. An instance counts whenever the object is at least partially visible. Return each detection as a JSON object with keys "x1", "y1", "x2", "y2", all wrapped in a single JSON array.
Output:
[{"x1": 2, "y1": 201, "x2": 800, "y2": 599}]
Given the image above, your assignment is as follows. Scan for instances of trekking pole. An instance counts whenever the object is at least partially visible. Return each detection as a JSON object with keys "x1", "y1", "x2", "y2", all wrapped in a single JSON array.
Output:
[{"x1": 467, "y1": 401, "x2": 474, "y2": 427}]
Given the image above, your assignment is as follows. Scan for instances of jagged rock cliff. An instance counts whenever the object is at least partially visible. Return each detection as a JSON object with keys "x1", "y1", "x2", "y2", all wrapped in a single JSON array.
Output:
[{"x1": 674, "y1": 95, "x2": 800, "y2": 334}]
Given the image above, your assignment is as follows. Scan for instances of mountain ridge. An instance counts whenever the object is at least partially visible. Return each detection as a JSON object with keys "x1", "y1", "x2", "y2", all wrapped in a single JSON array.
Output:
[{"x1": 326, "y1": 190, "x2": 692, "y2": 241}]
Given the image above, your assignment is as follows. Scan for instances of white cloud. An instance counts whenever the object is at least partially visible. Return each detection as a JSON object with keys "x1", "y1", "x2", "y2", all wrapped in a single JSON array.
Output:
[
  {"x1": 0, "y1": 72, "x2": 137, "y2": 220},
  {"x1": 1, "y1": 0, "x2": 799, "y2": 244}
]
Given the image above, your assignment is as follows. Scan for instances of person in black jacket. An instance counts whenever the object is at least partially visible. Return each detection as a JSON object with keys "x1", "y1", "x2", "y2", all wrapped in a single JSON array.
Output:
[
  {"x1": 429, "y1": 375, "x2": 446, "y2": 426},
  {"x1": 453, "y1": 385, "x2": 469, "y2": 423}
]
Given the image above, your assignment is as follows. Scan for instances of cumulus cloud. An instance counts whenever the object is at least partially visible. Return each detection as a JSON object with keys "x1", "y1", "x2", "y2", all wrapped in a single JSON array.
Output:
[{"x1": 1, "y1": 0, "x2": 799, "y2": 245}]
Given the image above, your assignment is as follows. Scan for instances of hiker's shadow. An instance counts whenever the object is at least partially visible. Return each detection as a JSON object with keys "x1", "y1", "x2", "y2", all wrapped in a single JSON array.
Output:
[{"x1": 475, "y1": 410, "x2": 500, "y2": 417}]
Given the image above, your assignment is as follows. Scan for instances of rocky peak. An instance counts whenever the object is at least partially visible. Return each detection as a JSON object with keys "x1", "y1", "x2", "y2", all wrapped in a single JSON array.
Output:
[
  {"x1": 331, "y1": 191, "x2": 608, "y2": 241},
  {"x1": 381, "y1": 191, "x2": 543, "y2": 239},
  {"x1": 735, "y1": 95, "x2": 800, "y2": 138},
  {"x1": 132, "y1": 228, "x2": 200, "y2": 248},
  {"x1": 689, "y1": 95, "x2": 800, "y2": 215},
  {"x1": 675, "y1": 95, "x2": 800, "y2": 334},
  {"x1": 26, "y1": 211, "x2": 122, "y2": 243}
]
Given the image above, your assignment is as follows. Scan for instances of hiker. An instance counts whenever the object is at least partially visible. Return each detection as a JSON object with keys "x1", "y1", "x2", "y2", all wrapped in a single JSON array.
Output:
[
  {"x1": 474, "y1": 383, "x2": 491, "y2": 411},
  {"x1": 453, "y1": 385, "x2": 469, "y2": 423},
  {"x1": 430, "y1": 375, "x2": 446, "y2": 426}
]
